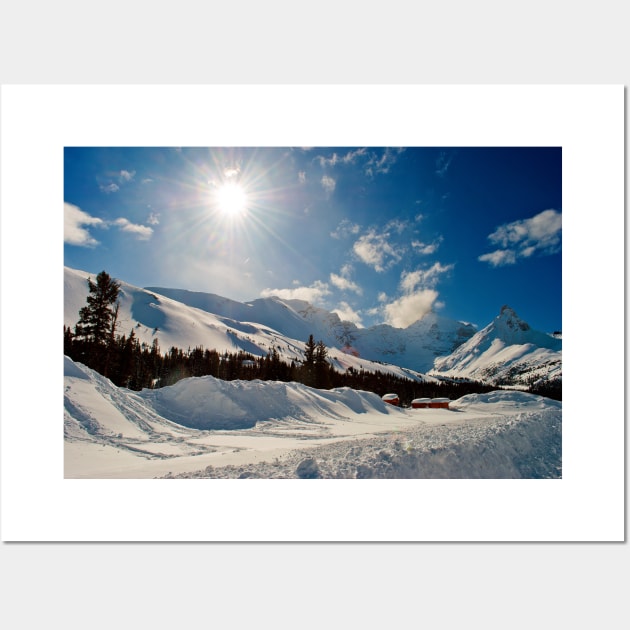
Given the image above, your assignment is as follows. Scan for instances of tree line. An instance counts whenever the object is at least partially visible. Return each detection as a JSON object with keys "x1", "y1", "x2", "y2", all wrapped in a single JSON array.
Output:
[{"x1": 64, "y1": 271, "x2": 561, "y2": 402}]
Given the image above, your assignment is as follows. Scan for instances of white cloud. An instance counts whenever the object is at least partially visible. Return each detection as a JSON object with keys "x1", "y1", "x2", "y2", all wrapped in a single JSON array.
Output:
[
  {"x1": 224, "y1": 167, "x2": 240, "y2": 178},
  {"x1": 321, "y1": 175, "x2": 336, "y2": 194},
  {"x1": 261, "y1": 280, "x2": 331, "y2": 304},
  {"x1": 400, "y1": 262, "x2": 454, "y2": 292},
  {"x1": 64, "y1": 202, "x2": 104, "y2": 247},
  {"x1": 330, "y1": 266, "x2": 362, "y2": 294},
  {"x1": 383, "y1": 289, "x2": 439, "y2": 328},
  {"x1": 385, "y1": 218, "x2": 408, "y2": 235},
  {"x1": 113, "y1": 218, "x2": 153, "y2": 240},
  {"x1": 479, "y1": 209, "x2": 562, "y2": 266},
  {"x1": 380, "y1": 261, "x2": 452, "y2": 327},
  {"x1": 99, "y1": 182, "x2": 120, "y2": 194},
  {"x1": 332, "y1": 302, "x2": 364, "y2": 327},
  {"x1": 331, "y1": 219, "x2": 360, "y2": 239},
  {"x1": 119, "y1": 169, "x2": 136, "y2": 183},
  {"x1": 298, "y1": 171, "x2": 306, "y2": 184},
  {"x1": 412, "y1": 237, "x2": 442, "y2": 255},
  {"x1": 478, "y1": 250, "x2": 517, "y2": 267},
  {"x1": 147, "y1": 212, "x2": 160, "y2": 225},
  {"x1": 435, "y1": 151, "x2": 454, "y2": 177},
  {"x1": 353, "y1": 228, "x2": 402, "y2": 272},
  {"x1": 316, "y1": 152, "x2": 340, "y2": 168},
  {"x1": 364, "y1": 147, "x2": 405, "y2": 177},
  {"x1": 315, "y1": 148, "x2": 368, "y2": 169}
]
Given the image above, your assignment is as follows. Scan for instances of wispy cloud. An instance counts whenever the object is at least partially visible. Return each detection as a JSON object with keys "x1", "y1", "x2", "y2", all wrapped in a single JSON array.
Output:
[
  {"x1": 478, "y1": 209, "x2": 562, "y2": 267},
  {"x1": 435, "y1": 151, "x2": 454, "y2": 177},
  {"x1": 364, "y1": 148, "x2": 405, "y2": 177},
  {"x1": 147, "y1": 212, "x2": 160, "y2": 225},
  {"x1": 478, "y1": 249, "x2": 516, "y2": 267},
  {"x1": 400, "y1": 262, "x2": 453, "y2": 292},
  {"x1": 321, "y1": 175, "x2": 336, "y2": 194},
  {"x1": 412, "y1": 237, "x2": 442, "y2": 255},
  {"x1": 331, "y1": 219, "x2": 361, "y2": 240},
  {"x1": 352, "y1": 228, "x2": 403, "y2": 272},
  {"x1": 112, "y1": 218, "x2": 154, "y2": 240},
  {"x1": 261, "y1": 280, "x2": 331, "y2": 304},
  {"x1": 98, "y1": 169, "x2": 136, "y2": 193},
  {"x1": 330, "y1": 265, "x2": 362, "y2": 294},
  {"x1": 298, "y1": 171, "x2": 306, "y2": 184},
  {"x1": 316, "y1": 148, "x2": 368, "y2": 169},
  {"x1": 64, "y1": 202, "x2": 104, "y2": 247},
  {"x1": 99, "y1": 183, "x2": 120, "y2": 194},
  {"x1": 385, "y1": 218, "x2": 408, "y2": 235},
  {"x1": 224, "y1": 166, "x2": 240, "y2": 178},
  {"x1": 314, "y1": 147, "x2": 404, "y2": 179}
]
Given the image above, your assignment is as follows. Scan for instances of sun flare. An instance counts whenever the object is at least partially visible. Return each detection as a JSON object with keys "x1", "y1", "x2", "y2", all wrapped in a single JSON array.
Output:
[{"x1": 215, "y1": 182, "x2": 248, "y2": 217}]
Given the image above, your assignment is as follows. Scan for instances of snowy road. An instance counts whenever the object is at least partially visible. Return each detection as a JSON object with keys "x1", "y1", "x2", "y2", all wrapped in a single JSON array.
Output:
[{"x1": 64, "y1": 357, "x2": 561, "y2": 479}]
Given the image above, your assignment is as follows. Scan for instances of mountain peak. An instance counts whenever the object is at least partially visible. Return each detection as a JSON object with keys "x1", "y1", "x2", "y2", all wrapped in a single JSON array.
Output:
[{"x1": 497, "y1": 305, "x2": 530, "y2": 331}]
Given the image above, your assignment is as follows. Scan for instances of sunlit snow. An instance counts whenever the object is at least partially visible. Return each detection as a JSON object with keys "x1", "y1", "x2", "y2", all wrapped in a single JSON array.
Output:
[{"x1": 64, "y1": 356, "x2": 561, "y2": 479}]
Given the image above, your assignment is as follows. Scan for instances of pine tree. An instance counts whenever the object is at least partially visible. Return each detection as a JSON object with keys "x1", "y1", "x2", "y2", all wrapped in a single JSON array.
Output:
[
  {"x1": 301, "y1": 334, "x2": 317, "y2": 386},
  {"x1": 314, "y1": 340, "x2": 330, "y2": 388},
  {"x1": 74, "y1": 271, "x2": 121, "y2": 374}
]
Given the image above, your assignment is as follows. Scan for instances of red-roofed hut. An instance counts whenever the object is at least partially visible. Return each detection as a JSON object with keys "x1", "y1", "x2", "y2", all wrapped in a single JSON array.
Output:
[
  {"x1": 429, "y1": 397, "x2": 450, "y2": 409},
  {"x1": 411, "y1": 398, "x2": 431, "y2": 408},
  {"x1": 382, "y1": 393, "x2": 400, "y2": 406}
]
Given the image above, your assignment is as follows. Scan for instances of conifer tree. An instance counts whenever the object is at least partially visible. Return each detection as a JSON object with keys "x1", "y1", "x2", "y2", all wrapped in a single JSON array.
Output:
[
  {"x1": 314, "y1": 340, "x2": 330, "y2": 388},
  {"x1": 74, "y1": 271, "x2": 121, "y2": 374},
  {"x1": 301, "y1": 334, "x2": 317, "y2": 386}
]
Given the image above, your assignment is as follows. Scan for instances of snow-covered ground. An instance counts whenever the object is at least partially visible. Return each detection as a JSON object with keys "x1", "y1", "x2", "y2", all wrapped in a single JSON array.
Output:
[{"x1": 64, "y1": 356, "x2": 561, "y2": 479}]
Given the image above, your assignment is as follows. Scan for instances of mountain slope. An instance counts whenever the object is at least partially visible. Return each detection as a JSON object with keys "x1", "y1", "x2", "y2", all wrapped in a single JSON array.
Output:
[
  {"x1": 65, "y1": 267, "x2": 434, "y2": 383},
  {"x1": 430, "y1": 305, "x2": 562, "y2": 386},
  {"x1": 147, "y1": 286, "x2": 477, "y2": 373}
]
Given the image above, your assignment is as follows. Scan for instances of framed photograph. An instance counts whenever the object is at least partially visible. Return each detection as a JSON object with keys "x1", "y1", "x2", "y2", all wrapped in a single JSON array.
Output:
[{"x1": 1, "y1": 85, "x2": 624, "y2": 541}]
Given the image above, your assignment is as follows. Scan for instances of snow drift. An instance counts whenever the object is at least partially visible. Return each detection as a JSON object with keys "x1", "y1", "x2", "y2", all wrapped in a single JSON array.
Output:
[{"x1": 64, "y1": 356, "x2": 561, "y2": 479}]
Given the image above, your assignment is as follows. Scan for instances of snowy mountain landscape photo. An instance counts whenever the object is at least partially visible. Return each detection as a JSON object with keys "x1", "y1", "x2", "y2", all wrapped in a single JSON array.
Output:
[{"x1": 63, "y1": 146, "x2": 562, "y2": 479}]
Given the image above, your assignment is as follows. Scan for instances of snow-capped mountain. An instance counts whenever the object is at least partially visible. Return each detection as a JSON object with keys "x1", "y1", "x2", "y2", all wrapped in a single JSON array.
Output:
[
  {"x1": 429, "y1": 305, "x2": 562, "y2": 386},
  {"x1": 349, "y1": 313, "x2": 477, "y2": 373},
  {"x1": 64, "y1": 267, "x2": 435, "y2": 383},
  {"x1": 146, "y1": 285, "x2": 477, "y2": 373},
  {"x1": 65, "y1": 267, "x2": 561, "y2": 387}
]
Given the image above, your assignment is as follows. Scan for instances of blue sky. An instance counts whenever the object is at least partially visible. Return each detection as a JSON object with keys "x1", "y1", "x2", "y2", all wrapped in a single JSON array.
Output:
[{"x1": 64, "y1": 146, "x2": 562, "y2": 332}]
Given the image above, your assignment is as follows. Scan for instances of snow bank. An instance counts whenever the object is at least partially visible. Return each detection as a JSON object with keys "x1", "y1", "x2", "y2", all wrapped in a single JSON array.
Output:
[
  {"x1": 138, "y1": 375, "x2": 398, "y2": 430},
  {"x1": 450, "y1": 390, "x2": 562, "y2": 412},
  {"x1": 167, "y1": 406, "x2": 562, "y2": 479},
  {"x1": 64, "y1": 357, "x2": 561, "y2": 479}
]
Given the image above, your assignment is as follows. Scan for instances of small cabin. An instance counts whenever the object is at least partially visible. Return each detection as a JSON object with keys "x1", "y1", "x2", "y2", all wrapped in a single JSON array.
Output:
[
  {"x1": 411, "y1": 398, "x2": 431, "y2": 408},
  {"x1": 429, "y1": 397, "x2": 450, "y2": 409},
  {"x1": 382, "y1": 393, "x2": 400, "y2": 406}
]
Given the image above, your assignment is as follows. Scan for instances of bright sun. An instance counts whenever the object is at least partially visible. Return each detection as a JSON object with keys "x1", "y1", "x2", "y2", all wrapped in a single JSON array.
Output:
[{"x1": 215, "y1": 182, "x2": 248, "y2": 217}]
